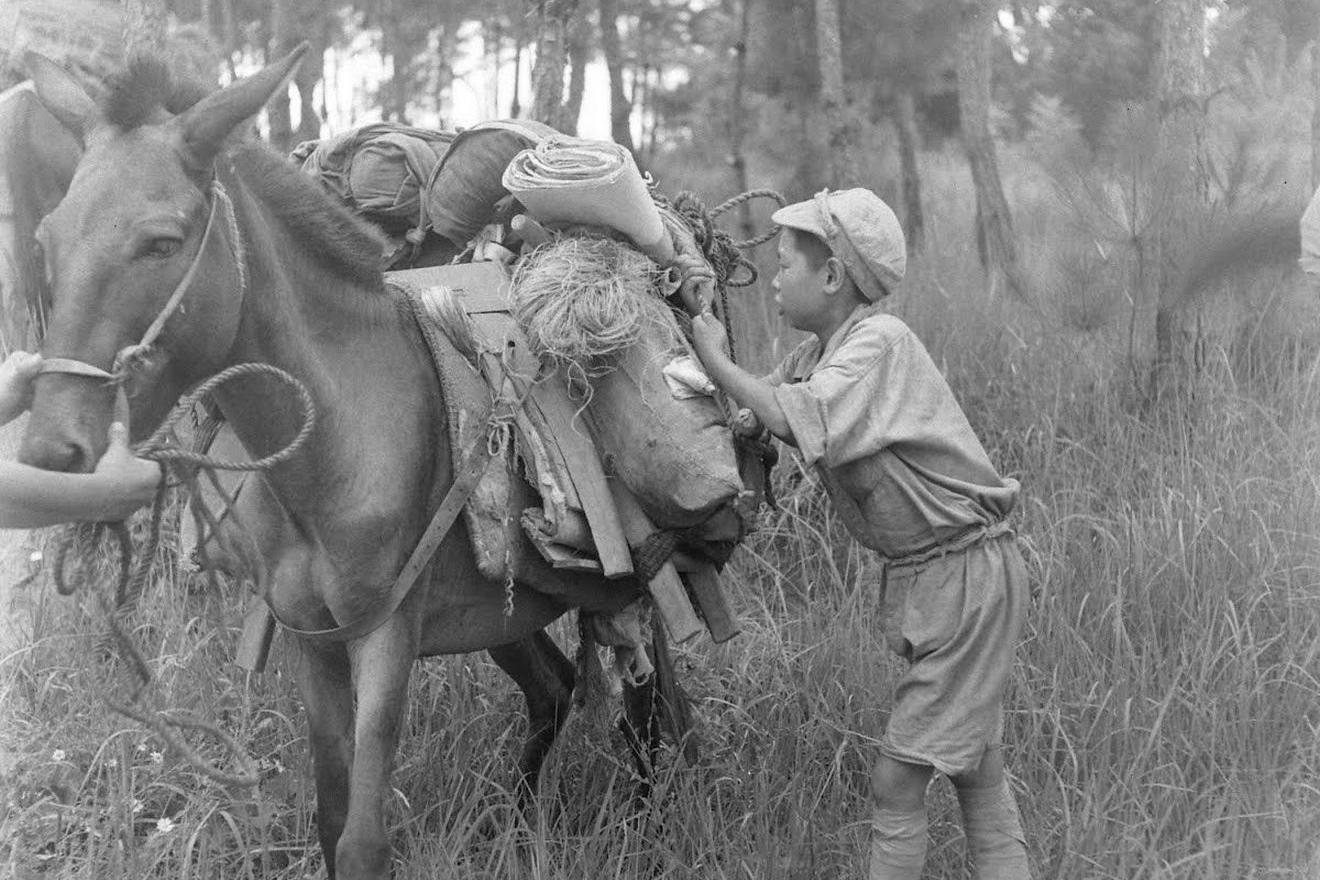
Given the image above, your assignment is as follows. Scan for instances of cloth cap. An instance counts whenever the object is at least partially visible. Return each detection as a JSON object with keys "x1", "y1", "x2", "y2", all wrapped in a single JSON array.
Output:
[{"x1": 772, "y1": 188, "x2": 906, "y2": 301}]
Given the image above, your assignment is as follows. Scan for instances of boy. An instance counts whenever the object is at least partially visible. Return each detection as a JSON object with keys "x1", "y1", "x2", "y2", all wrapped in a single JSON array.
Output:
[
  {"x1": 0, "y1": 350, "x2": 160, "y2": 527},
  {"x1": 687, "y1": 189, "x2": 1031, "y2": 879}
]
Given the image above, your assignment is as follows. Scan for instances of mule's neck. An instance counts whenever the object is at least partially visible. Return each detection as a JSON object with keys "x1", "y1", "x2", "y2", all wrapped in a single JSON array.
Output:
[{"x1": 212, "y1": 167, "x2": 441, "y2": 532}]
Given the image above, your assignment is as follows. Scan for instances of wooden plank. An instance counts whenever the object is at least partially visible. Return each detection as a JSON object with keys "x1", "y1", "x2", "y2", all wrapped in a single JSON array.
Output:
[
  {"x1": 680, "y1": 563, "x2": 740, "y2": 643},
  {"x1": 235, "y1": 599, "x2": 275, "y2": 673},
  {"x1": 608, "y1": 479, "x2": 703, "y2": 643},
  {"x1": 525, "y1": 379, "x2": 633, "y2": 578}
]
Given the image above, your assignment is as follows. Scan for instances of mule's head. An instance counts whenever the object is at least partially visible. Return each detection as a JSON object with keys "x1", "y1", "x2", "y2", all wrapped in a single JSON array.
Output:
[{"x1": 18, "y1": 48, "x2": 305, "y2": 472}]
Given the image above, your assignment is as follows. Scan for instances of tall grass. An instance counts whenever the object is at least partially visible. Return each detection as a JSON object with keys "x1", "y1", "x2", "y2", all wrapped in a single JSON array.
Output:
[{"x1": 3, "y1": 147, "x2": 1319, "y2": 879}]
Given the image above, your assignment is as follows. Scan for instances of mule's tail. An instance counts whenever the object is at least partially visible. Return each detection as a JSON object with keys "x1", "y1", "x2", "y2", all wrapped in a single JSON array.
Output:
[
  {"x1": 1173, "y1": 210, "x2": 1302, "y2": 308},
  {"x1": 651, "y1": 619, "x2": 698, "y2": 763}
]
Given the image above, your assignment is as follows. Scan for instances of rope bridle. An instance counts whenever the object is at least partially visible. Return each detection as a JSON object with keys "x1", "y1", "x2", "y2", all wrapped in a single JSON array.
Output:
[
  {"x1": 37, "y1": 177, "x2": 242, "y2": 387},
  {"x1": 38, "y1": 174, "x2": 283, "y2": 789}
]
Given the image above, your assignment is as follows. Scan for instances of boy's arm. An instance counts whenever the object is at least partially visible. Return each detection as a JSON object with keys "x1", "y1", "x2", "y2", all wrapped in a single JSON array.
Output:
[{"x1": 691, "y1": 312, "x2": 796, "y2": 444}]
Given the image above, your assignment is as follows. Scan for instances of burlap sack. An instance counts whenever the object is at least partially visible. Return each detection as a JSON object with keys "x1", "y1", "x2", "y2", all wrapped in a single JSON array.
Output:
[{"x1": 583, "y1": 318, "x2": 742, "y2": 529}]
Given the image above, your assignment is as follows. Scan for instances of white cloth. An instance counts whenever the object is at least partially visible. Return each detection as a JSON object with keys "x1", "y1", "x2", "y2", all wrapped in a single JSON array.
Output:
[{"x1": 1301, "y1": 186, "x2": 1320, "y2": 277}]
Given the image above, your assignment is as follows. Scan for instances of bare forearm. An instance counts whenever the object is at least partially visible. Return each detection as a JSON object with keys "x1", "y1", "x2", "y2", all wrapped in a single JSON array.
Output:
[
  {"x1": 703, "y1": 351, "x2": 796, "y2": 444},
  {"x1": 0, "y1": 462, "x2": 140, "y2": 527}
]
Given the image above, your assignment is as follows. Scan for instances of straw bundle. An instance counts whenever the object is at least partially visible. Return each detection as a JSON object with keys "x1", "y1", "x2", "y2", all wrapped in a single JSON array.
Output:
[{"x1": 510, "y1": 233, "x2": 678, "y2": 376}]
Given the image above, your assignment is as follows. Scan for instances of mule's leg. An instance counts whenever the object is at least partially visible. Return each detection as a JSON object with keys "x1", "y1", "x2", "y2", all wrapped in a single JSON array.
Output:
[
  {"x1": 618, "y1": 623, "x2": 696, "y2": 808},
  {"x1": 294, "y1": 639, "x2": 355, "y2": 880},
  {"x1": 487, "y1": 629, "x2": 576, "y2": 805},
  {"x1": 335, "y1": 612, "x2": 422, "y2": 880}
]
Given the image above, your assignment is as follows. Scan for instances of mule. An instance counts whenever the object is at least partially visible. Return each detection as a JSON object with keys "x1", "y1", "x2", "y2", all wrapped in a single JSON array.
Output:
[{"x1": 20, "y1": 49, "x2": 719, "y2": 879}]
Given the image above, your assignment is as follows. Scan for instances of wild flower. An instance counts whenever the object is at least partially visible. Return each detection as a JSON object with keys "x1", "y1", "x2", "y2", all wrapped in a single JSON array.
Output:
[
  {"x1": 149, "y1": 750, "x2": 164, "y2": 765},
  {"x1": 50, "y1": 749, "x2": 65, "y2": 762},
  {"x1": 154, "y1": 816, "x2": 176, "y2": 834}
]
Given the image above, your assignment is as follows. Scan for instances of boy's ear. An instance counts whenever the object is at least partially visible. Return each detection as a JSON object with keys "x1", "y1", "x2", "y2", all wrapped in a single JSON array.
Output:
[{"x1": 823, "y1": 256, "x2": 848, "y2": 295}]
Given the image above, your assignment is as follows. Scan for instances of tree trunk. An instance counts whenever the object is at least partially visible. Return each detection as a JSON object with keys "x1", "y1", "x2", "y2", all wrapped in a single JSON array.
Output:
[
  {"x1": 1312, "y1": 28, "x2": 1320, "y2": 189},
  {"x1": 267, "y1": 0, "x2": 294, "y2": 150},
  {"x1": 121, "y1": 0, "x2": 168, "y2": 56},
  {"x1": 293, "y1": 16, "x2": 327, "y2": 145},
  {"x1": 217, "y1": 0, "x2": 239, "y2": 78},
  {"x1": 892, "y1": 89, "x2": 924, "y2": 253},
  {"x1": 562, "y1": 9, "x2": 590, "y2": 135},
  {"x1": 530, "y1": 0, "x2": 579, "y2": 132},
  {"x1": 599, "y1": 0, "x2": 635, "y2": 152},
  {"x1": 814, "y1": 0, "x2": 858, "y2": 187},
  {"x1": 511, "y1": 31, "x2": 523, "y2": 118},
  {"x1": 955, "y1": 0, "x2": 1028, "y2": 301},
  {"x1": 1151, "y1": 0, "x2": 1207, "y2": 393},
  {"x1": 728, "y1": 0, "x2": 754, "y2": 241}
]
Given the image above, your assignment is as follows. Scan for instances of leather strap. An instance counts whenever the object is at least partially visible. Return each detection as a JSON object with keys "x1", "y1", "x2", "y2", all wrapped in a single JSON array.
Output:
[
  {"x1": 276, "y1": 419, "x2": 501, "y2": 643},
  {"x1": 38, "y1": 358, "x2": 116, "y2": 380}
]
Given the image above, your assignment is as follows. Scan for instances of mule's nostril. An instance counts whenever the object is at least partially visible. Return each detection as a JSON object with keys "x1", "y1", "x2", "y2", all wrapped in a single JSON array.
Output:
[{"x1": 17, "y1": 437, "x2": 87, "y2": 473}]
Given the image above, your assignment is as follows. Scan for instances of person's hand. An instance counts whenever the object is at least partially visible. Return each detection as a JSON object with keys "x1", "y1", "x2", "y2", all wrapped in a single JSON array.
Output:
[
  {"x1": 691, "y1": 308, "x2": 730, "y2": 365},
  {"x1": 674, "y1": 253, "x2": 716, "y2": 314},
  {"x1": 0, "y1": 351, "x2": 41, "y2": 424},
  {"x1": 91, "y1": 421, "x2": 162, "y2": 520}
]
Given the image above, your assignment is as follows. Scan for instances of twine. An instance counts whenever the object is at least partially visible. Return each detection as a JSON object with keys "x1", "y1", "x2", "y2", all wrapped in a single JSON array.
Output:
[{"x1": 50, "y1": 361, "x2": 316, "y2": 788}]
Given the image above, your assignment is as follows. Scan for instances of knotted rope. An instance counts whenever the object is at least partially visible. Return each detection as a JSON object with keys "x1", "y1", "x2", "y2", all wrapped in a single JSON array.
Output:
[{"x1": 51, "y1": 361, "x2": 316, "y2": 788}]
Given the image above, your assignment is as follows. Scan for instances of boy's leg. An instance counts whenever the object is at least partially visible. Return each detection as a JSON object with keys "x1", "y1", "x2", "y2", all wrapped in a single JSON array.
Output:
[
  {"x1": 868, "y1": 754, "x2": 933, "y2": 880},
  {"x1": 951, "y1": 745, "x2": 1030, "y2": 880}
]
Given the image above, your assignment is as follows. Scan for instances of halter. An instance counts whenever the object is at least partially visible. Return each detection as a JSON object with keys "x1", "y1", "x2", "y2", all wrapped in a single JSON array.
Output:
[{"x1": 37, "y1": 177, "x2": 244, "y2": 385}]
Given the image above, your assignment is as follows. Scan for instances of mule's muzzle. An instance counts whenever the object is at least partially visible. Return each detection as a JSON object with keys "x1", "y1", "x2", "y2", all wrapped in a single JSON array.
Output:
[
  {"x1": 18, "y1": 426, "x2": 95, "y2": 473},
  {"x1": 18, "y1": 376, "x2": 115, "y2": 473}
]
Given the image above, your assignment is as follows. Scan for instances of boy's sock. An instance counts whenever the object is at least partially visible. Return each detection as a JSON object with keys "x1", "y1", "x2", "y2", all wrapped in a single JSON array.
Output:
[
  {"x1": 956, "y1": 780, "x2": 1030, "y2": 880},
  {"x1": 868, "y1": 806, "x2": 927, "y2": 880}
]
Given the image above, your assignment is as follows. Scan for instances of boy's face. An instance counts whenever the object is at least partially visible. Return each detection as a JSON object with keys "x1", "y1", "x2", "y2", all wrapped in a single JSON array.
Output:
[{"x1": 772, "y1": 229, "x2": 831, "y2": 333}]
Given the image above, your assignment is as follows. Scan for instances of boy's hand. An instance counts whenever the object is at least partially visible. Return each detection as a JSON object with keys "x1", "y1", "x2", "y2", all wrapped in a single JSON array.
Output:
[
  {"x1": 674, "y1": 253, "x2": 716, "y2": 314},
  {"x1": 691, "y1": 309, "x2": 730, "y2": 364},
  {"x1": 0, "y1": 351, "x2": 41, "y2": 424},
  {"x1": 91, "y1": 422, "x2": 162, "y2": 520}
]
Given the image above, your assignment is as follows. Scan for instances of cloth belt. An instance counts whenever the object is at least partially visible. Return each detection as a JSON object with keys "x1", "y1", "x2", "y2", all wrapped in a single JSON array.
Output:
[{"x1": 879, "y1": 519, "x2": 1015, "y2": 571}]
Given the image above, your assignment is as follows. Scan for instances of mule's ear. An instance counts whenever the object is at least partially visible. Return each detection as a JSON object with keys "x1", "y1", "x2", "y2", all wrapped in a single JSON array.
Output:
[
  {"x1": 24, "y1": 51, "x2": 98, "y2": 145},
  {"x1": 174, "y1": 43, "x2": 308, "y2": 169}
]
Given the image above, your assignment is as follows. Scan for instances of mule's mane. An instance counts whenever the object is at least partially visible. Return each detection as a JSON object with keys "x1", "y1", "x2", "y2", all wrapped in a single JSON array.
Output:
[
  {"x1": 103, "y1": 54, "x2": 210, "y2": 131},
  {"x1": 232, "y1": 143, "x2": 387, "y2": 290}
]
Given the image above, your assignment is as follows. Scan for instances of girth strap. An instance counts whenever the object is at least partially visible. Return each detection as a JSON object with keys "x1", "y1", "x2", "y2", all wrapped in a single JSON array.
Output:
[{"x1": 273, "y1": 415, "x2": 501, "y2": 643}]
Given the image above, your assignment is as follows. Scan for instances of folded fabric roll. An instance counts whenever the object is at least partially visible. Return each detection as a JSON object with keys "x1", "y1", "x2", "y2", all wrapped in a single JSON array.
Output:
[{"x1": 502, "y1": 136, "x2": 674, "y2": 263}]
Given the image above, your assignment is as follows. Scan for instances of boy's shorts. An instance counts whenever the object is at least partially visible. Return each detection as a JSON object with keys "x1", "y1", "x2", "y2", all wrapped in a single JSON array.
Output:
[{"x1": 877, "y1": 531, "x2": 1028, "y2": 777}]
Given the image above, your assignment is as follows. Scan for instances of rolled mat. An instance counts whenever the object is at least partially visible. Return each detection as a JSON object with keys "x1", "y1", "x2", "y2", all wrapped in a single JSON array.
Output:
[{"x1": 502, "y1": 136, "x2": 674, "y2": 263}]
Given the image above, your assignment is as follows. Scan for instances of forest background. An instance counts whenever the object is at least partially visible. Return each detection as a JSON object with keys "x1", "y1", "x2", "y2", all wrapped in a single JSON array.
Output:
[{"x1": 2, "y1": 0, "x2": 1320, "y2": 878}]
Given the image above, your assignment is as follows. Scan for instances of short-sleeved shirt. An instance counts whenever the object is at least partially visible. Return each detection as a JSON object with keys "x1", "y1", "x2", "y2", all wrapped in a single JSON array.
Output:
[{"x1": 768, "y1": 304, "x2": 1018, "y2": 558}]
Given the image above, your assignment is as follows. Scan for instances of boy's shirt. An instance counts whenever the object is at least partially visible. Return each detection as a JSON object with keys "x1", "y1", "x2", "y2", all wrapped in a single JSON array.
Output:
[{"x1": 768, "y1": 304, "x2": 1018, "y2": 558}]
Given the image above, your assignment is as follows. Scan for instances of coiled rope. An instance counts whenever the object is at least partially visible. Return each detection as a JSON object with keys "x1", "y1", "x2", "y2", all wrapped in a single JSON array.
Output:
[{"x1": 51, "y1": 361, "x2": 316, "y2": 788}]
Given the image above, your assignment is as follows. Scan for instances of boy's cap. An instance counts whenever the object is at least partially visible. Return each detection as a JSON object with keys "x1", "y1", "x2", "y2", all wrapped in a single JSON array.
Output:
[{"x1": 772, "y1": 188, "x2": 906, "y2": 301}]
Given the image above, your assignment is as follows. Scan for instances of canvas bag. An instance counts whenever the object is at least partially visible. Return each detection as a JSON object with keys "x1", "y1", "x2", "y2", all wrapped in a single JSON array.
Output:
[
  {"x1": 423, "y1": 119, "x2": 559, "y2": 249},
  {"x1": 295, "y1": 122, "x2": 457, "y2": 234}
]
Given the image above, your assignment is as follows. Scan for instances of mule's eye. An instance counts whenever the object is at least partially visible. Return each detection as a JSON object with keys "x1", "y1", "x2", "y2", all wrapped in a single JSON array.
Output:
[{"x1": 141, "y1": 237, "x2": 182, "y2": 259}]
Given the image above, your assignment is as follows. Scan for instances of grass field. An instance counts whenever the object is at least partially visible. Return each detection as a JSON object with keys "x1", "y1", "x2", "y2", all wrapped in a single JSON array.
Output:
[{"x1": 2, "y1": 146, "x2": 1319, "y2": 879}]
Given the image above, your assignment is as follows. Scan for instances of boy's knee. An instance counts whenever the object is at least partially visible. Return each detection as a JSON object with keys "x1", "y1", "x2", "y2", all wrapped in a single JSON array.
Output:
[{"x1": 869, "y1": 755, "x2": 933, "y2": 811}]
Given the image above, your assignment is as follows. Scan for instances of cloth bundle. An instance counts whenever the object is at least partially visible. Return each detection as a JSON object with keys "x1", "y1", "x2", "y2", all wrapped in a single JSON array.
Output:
[{"x1": 502, "y1": 136, "x2": 674, "y2": 264}]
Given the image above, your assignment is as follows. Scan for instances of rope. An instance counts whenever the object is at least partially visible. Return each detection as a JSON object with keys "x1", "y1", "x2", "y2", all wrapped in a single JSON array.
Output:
[
  {"x1": 49, "y1": 361, "x2": 316, "y2": 788},
  {"x1": 632, "y1": 530, "x2": 681, "y2": 586},
  {"x1": 709, "y1": 188, "x2": 787, "y2": 249}
]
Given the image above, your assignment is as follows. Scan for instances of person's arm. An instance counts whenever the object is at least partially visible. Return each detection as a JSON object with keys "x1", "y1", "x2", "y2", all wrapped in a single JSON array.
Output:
[
  {"x1": 691, "y1": 311, "x2": 796, "y2": 444},
  {"x1": 0, "y1": 422, "x2": 162, "y2": 528}
]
